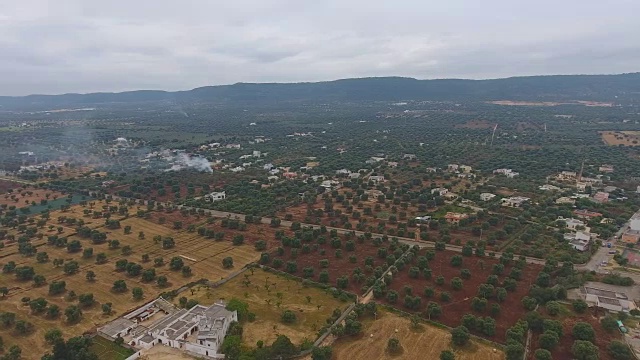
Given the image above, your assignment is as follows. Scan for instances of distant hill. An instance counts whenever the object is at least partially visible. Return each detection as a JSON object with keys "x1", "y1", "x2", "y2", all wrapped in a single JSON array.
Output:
[{"x1": 1, "y1": 73, "x2": 639, "y2": 110}]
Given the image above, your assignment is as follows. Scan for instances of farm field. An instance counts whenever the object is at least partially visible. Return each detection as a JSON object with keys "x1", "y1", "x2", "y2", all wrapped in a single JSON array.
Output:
[
  {"x1": 332, "y1": 310, "x2": 505, "y2": 360},
  {"x1": 0, "y1": 180, "x2": 22, "y2": 193},
  {"x1": 270, "y1": 234, "x2": 393, "y2": 295},
  {"x1": 183, "y1": 268, "x2": 348, "y2": 347},
  {"x1": 378, "y1": 248, "x2": 541, "y2": 343},
  {"x1": 0, "y1": 212, "x2": 262, "y2": 359},
  {"x1": 0, "y1": 186, "x2": 68, "y2": 208},
  {"x1": 527, "y1": 305, "x2": 622, "y2": 360},
  {"x1": 601, "y1": 131, "x2": 640, "y2": 147}
]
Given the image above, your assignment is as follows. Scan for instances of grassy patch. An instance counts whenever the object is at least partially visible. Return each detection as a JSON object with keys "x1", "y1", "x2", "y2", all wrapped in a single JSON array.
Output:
[
  {"x1": 90, "y1": 336, "x2": 135, "y2": 360},
  {"x1": 183, "y1": 268, "x2": 348, "y2": 347}
]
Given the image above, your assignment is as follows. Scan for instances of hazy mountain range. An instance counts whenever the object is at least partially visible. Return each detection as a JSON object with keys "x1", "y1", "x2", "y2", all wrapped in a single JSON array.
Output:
[{"x1": 1, "y1": 73, "x2": 639, "y2": 110}]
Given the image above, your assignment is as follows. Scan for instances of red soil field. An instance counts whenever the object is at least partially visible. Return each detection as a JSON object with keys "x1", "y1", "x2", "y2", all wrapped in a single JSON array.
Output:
[
  {"x1": 145, "y1": 210, "x2": 293, "y2": 250},
  {"x1": 528, "y1": 308, "x2": 621, "y2": 360},
  {"x1": 0, "y1": 180, "x2": 22, "y2": 193},
  {"x1": 145, "y1": 209, "x2": 206, "y2": 228},
  {"x1": 271, "y1": 238, "x2": 390, "y2": 295},
  {"x1": 379, "y1": 249, "x2": 541, "y2": 343}
]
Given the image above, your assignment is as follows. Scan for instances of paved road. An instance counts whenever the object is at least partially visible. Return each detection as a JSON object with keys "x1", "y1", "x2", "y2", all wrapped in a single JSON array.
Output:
[
  {"x1": 99, "y1": 193, "x2": 637, "y2": 271},
  {"x1": 581, "y1": 209, "x2": 640, "y2": 272},
  {"x1": 170, "y1": 203, "x2": 550, "y2": 266}
]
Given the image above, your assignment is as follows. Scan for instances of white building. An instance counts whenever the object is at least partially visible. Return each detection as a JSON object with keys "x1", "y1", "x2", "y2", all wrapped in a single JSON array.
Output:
[
  {"x1": 431, "y1": 188, "x2": 449, "y2": 196},
  {"x1": 501, "y1": 196, "x2": 530, "y2": 207},
  {"x1": 494, "y1": 168, "x2": 519, "y2": 178},
  {"x1": 555, "y1": 197, "x2": 576, "y2": 205},
  {"x1": 557, "y1": 217, "x2": 587, "y2": 231},
  {"x1": 447, "y1": 164, "x2": 459, "y2": 172},
  {"x1": 252, "y1": 151, "x2": 261, "y2": 157},
  {"x1": 630, "y1": 214, "x2": 640, "y2": 232},
  {"x1": 204, "y1": 192, "x2": 226, "y2": 202},
  {"x1": 459, "y1": 165, "x2": 473, "y2": 173},
  {"x1": 480, "y1": 193, "x2": 496, "y2": 201},
  {"x1": 369, "y1": 175, "x2": 385, "y2": 183},
  {"x1": 127, "y1": 301, "x2": 237, "y2": 359},
  {"x1": 320, "y1": 180, "x2": 340, "y2": 190},
  {"x1": 539, "y1": 184, "x2": 561, "y2": 191}
]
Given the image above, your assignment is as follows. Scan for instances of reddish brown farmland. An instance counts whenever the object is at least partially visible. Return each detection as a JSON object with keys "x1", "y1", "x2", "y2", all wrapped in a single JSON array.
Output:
[
  {"x1": 528, "y1": 307, "x2": 621, "y2": 360},
  {"x1": 270, "y1": 236, "x2": 393, "y2": 295},
  {"x1": 379, "y1": 249, "x2": 541, "y2": 343}
]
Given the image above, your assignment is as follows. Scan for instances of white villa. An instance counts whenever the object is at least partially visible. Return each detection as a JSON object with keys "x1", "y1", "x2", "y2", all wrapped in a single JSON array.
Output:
[
  {"x1": 494, "y1": 168, "x2": 519, "y2": 178},
  {"x1": 99, "y1": 298, "x2": 237, "y2": 359},
  {"x1": 431, "y1": 188, "x2": 449, "y2": 196},
  {"x1": 501, "y1": 196, "x2": 530, "y2": 207},
  {"x1": 480, "y1": 193, "x2": 496, "y2": 201},
  {"x1": 204, "y1": 192, "x2": 226, "y2": 202}
]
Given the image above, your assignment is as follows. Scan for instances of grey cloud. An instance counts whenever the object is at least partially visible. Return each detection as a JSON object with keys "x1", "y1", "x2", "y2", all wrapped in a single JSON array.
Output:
[{"x1": 0, "y1": 0, "x2": 639, "y2": 95}]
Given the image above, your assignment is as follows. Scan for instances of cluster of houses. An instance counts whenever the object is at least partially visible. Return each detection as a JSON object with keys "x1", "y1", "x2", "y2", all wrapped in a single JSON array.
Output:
[
  {"x1": 98, "y1": 298, "x2": 238, "y2": 359},
  {"x1": 557, "y1": 216, "x2": 594, "y2": 252}
]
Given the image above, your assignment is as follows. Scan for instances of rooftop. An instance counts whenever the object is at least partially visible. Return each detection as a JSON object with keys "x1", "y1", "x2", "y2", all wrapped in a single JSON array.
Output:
[{"x1": 99, "y1": 318, "x2": 135, "y2": 338}]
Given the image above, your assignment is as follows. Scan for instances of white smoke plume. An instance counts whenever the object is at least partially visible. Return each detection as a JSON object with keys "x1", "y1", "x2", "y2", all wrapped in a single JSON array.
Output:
[{"x1": 175, "y1": 153, "x2": 212, "y2": 173}]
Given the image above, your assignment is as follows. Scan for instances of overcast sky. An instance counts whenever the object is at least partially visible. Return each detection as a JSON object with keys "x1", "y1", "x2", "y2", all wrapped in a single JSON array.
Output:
[{"x1": 1, "y1": 0, "x2": 639, "y2": 96}]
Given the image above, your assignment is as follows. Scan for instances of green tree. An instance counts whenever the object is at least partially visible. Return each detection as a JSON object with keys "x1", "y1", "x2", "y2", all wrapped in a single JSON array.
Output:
[
  {"x1": 608, "y1": 340, "x2": 633, "y2": 360},
  {"x1": 132, "y1": 287, "x2": 144, "y2": 300},
  {"x1": 102, "y1": 303, "x2": 112, "y2": 315},
  {"x1": 534, "y1": 349, "x2": 553, "y2": 360},
  {"x1": 271, "y1": 335, "x2": 297, "y2": 358},
  {"x1": 226, "y1": 298, "x2": 249, "y2": 321},
  {"x1": 572, "y1": 322, "x2": 595, "y2": 342},
  {"x1": 112, "y1": 280, "x2": 127, "y2": 293},
  {"x1": 539, "y1": 330, "x2": 559, "y2": 350},
  {"x1": 440, "y1": 350, "x2": 455, "y2": 360},
  {"x1": 64, "y1": 305, "x2": 83, "y2": 323},
  {"x1": 601, "y1": 316, "x2": 618, "y2": 333},
  {"x1": 572, "y1": 340, "x2": 599, "y2": 360},
  {"x1": 221, "y1": 335, "x2": 242, "y2": 359},
  {"x1": 44, "y1": 328, "x2": 63, "y2": 345},
  {"x1": 222, "y1": 257, "x2": 234, "y2": 269},
  {"x1": 311, "y1": 346, "x2": 333, "y2": 360},
  {"x1": 281, "y1": 309, "x2": 297, "y2": 324},
  {"x1": 387, "y1": 337, "x2": 401, "y2": 353},
  {"x1": 451, "y1": 326, "x2": 470, "y2": 346},
  {"x1": 573, "y1": 299, "x2": 588, "y2": 313}
]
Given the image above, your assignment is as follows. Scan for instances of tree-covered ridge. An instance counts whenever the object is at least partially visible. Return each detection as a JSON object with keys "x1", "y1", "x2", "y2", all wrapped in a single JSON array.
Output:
[{"x1": 1, "y1": 73, "x2": 640, "y2": 110}]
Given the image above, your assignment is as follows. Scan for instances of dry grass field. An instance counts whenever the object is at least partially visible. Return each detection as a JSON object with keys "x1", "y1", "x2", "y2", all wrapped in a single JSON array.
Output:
[
  {"x1": 0, "y1": 212, "x2": 261, "y2": 359},
  {"x1": 185, "y1": 268, "x2": 348, "y2": 347},
  {"x1": 332, "y1": 310, "x2": 505, "y2": 360},
  {"x1": 601, "y1": 131, "x2": 640, "y2": 146}
]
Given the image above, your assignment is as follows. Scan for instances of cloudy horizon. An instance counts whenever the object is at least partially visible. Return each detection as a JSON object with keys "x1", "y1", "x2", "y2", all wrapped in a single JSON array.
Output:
[{"x1": 1, "y1": 0, "x2": 639, "y2": 96}]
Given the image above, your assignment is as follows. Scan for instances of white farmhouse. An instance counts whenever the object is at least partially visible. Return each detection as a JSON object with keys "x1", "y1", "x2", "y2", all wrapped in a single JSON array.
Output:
[
  {"x1": 130, "y1": 302, "x2": 237, "y2": 359},
  {"x1": 204, "y1": 192, "x2": 226, "y2": 202},
  {"x1": 480, "y1": 193, "x2": 496, "y2": 201},
  {"x1": 431, "y1": 188, "x2": 449, "y2": 196}
]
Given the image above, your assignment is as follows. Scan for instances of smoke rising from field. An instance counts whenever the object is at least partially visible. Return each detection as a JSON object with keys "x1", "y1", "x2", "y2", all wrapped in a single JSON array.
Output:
[{"x1": 174, "y1": 153, "x2": 212, "y2": 172}]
